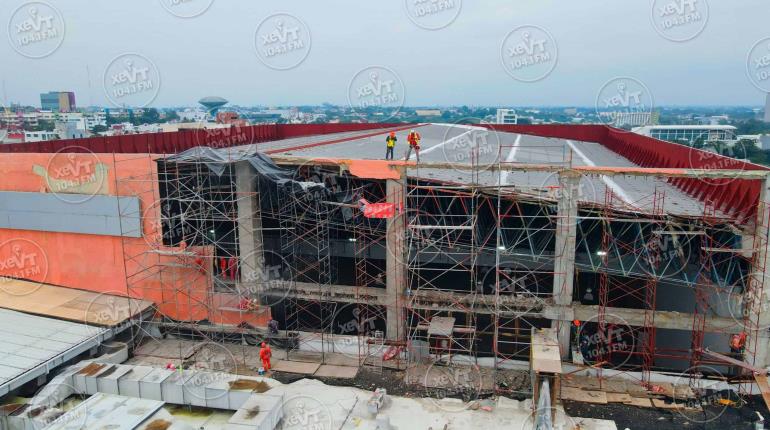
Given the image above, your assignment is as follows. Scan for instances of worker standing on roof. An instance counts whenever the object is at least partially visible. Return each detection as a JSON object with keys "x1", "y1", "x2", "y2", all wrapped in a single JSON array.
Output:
[
  {"x1": 385, "y1": 131, "x2": 397, "y2": 160},
  {"x1": 406, "y1": 129, "x2": 421, "y2": 162},
  {"x1": 259, "y1": 342, "x2": 272, "y2": 371}
]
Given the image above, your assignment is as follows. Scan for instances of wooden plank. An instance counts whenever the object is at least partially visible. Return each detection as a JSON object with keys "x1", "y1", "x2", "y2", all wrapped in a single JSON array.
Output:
[
  {"x1": 531, "y1": 328, "x2": 562, "y2": 374},
  {"x1": 624, "y1": 397, "x2": 653, "y2": 408},
  {"x1": 0, "y1": 279, "x2": 153, "y2": 326},
  {"x1": 606, "y1": 393, "x2": 632, "y2": 403},
  {"x1": 560, "y1": 387, "x2": 607, "y2": 404},
  {"x1": 754, "y1": 373, "x2": 770, "y2": 412}
]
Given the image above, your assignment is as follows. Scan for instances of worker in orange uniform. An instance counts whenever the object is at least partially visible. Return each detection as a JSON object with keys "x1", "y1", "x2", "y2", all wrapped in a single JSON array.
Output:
[
  {"x1": 406, "y1": 129, "x2": 421, "y2": 162},
  {"x1": 385, "y1": 131, "x2": 397, "y2": 160},
  {"x1": 730, "y1": 332, "x2": 747, "y2": 355},
  {"x1": 259, "y1": 342, "x2": 272, "y2": 371}
]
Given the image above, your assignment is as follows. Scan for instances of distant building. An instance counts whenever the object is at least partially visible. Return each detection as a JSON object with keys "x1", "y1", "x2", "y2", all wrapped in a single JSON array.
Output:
[
  {"x1": 737, "y1": 134, "x2": 762, "y2": 149},
  {"x1": 24, "y1": 130, "x2": 59, "y2": 142},
  {"x1": 40, "y1": 91, "x2": 76, "y2": 112},
  {"x1": 604, "y1": 111, "x2": 659, "y2": 127},
  {"x1": 496, "y1": 109, "x2": 518, "y2": 124},
  {"x1": 415, "y1": 109, "x2": 441, "y2": 117},
  {"x1": 696, "y1": 115, "x2": 729, "y2": 125},
  {"x1": 633, "y1": 125, "x2": 737, "y2": 144}
]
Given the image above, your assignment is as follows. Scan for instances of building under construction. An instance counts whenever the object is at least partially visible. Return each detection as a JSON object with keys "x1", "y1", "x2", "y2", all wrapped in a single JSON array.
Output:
[{"x1": 1, "y1": 122, "x2": 769, "y2": 413}]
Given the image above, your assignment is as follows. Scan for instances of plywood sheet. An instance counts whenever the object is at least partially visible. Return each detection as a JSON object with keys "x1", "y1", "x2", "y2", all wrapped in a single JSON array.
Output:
[
  {"x1": 271, "y1": 360, "x2": 321, "y2": 375},
  {"x1": 314, "y1": 364, "x2": 359, "y2": 379},
  {"x1": 560, "y1": 387, "x2": 607, "y2": 404},
  {"x1": 0, "y1": 279, "x2": 153, "y2": 326}
]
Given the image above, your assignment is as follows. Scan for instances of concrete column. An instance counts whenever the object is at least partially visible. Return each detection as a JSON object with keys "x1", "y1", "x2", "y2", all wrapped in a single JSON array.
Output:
[
  {"x1": 385, "y1": 177, "x2": 407, "y2": 340},
  {"x1": 235, "y1": 161, "x2": 264, "y2": 298},
  {"x1": 749, "y1": 176, "x2": 770, "y2": 367},
  {"x1": 551, "y1": 171, "x2": 579, "y2": 359}
]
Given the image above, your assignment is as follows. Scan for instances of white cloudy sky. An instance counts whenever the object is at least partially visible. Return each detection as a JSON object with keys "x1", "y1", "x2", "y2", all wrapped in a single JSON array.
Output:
[{"x1": 0, "y1": 0, "x2": 767, "y2": 107}]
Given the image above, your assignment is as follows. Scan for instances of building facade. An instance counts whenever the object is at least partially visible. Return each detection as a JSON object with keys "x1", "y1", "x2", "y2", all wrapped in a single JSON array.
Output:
[
  {"x1": 633, "y1": 125, "x2": 737, "y2": 145},
  {"x1": 496, "y1": 108, "x2": 518, "y2": 124},
  {"x1": 40, "y1": 91, "x2": 76, "y2": 112}
]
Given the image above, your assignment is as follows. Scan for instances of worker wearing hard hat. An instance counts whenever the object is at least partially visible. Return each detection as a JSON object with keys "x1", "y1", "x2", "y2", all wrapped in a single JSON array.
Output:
[
  {"x1": 385, "y1": 131, "x2": 397, "y2": 160},
  {"x1": 259, "y1": 342, "x2": 272, "y2": 371},
  {"x1": 406, "y1": 129, "x2": 421, "y2": 162}
]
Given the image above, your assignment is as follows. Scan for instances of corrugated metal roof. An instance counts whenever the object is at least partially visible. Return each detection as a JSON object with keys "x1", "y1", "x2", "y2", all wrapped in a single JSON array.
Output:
[{"x1": 0, "y1": 308, "x2": 109, "y2": 396}]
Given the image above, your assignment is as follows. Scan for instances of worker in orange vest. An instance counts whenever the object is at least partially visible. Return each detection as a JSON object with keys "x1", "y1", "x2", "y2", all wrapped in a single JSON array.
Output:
[
  {"x1": 406, "y1": 129, "x2": 421, "y2": 162},
  {"x1": 385, "y1": 131, "x2": 397, "y2": 160},
  {"x1": 730, "y1": 332, "x2": 747, "y2": 355},
  {"x1": 259, "y1": 342, "x2": 272, "y2": 371}
]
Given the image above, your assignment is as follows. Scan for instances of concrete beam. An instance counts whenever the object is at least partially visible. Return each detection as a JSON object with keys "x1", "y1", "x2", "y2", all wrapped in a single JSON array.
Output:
[
  {"x1": 273, "y1": 282, "x2": 738, "y2": 334},
  {"x1": 269, "y1": 156, "x2": 770, "y2": 180},
  {"x1": 552, "y1": 172, "x2": 579, "y2": 359},
  {"x1": 235, "y1": 161, "x2": 264, "y2": 300},
  {"x1": 385, "y1": 178, "x2": 406, "y2": 340}
]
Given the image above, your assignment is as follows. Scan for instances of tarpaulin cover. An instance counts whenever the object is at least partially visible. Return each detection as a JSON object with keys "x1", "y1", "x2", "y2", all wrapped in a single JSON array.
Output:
[
  {"x1": 164, "y1": 145, "x2": 328, "y2": 202},
  {"x1": 166, "y1": 146, "x2": 293, "y2": 182}
]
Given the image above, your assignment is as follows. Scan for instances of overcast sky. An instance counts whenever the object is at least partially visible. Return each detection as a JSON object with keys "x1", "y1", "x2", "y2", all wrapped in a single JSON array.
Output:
[{"x1": 1, "y1": 0, "x2": 768, "y2": 107}]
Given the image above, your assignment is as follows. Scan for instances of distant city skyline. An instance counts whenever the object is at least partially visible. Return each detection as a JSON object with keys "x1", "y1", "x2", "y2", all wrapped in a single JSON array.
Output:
[{"x1": 1, "y1": 1, "x2": 769, "y2": 107}]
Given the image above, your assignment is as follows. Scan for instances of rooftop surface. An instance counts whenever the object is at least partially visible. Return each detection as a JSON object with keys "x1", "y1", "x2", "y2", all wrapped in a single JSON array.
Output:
[
  {"x1": 246, "y1": 123, "x2": 717, "y2": 216},
  {"x1": 0, "y1": 308, "x2": 107, "y2": 396}
]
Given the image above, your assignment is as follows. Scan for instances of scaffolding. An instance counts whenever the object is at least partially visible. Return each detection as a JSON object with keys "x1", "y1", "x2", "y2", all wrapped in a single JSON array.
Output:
[{"x1": 112, "y1": 140, "x2": 768, "y2": 401}]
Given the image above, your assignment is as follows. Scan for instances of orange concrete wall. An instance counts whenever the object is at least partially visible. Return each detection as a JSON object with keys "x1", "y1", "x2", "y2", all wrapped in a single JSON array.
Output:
[{"x1": 0, "y1": 152, "x2": 269, "y2": 327}]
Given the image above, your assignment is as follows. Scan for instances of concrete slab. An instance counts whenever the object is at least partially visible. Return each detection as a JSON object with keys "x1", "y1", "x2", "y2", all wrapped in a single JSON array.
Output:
[
  {"x1": 271, "y1": 360, "x2": 321, "y2": 375},
  {"x1": 314, "y1": 364, "x2": 359, "y2": 379}
]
